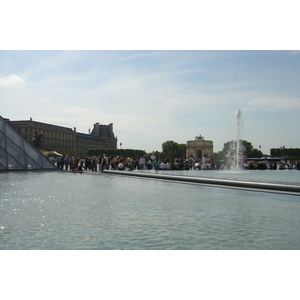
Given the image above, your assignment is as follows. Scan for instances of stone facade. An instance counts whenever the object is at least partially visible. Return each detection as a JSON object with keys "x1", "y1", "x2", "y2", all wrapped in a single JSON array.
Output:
[
  {"x1": 8, "y1": 118, "x2": 117, "y2": 157},
  {"x1": 186, "y1": 135, "x2": 214, "y2": 159}
]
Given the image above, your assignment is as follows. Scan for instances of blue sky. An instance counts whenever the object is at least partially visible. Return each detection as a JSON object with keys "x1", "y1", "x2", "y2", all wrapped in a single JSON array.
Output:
[{"x1": 1, "y1": 50, "x2": 300, "y2": 154}]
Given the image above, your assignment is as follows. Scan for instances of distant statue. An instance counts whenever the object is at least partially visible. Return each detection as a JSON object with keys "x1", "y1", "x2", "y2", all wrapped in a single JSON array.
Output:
[
  {"x1": 33, "y1": 131, "x2": 43, "y2": 147},
  {"x1": 195, "y1": 135, "x2": 203, "y2": 140}
]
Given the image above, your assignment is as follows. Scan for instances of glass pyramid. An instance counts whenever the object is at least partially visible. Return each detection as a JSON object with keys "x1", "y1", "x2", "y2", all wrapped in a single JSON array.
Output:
[{"x1": 0, "y1": 116, "x2": 57, "y2": 171}]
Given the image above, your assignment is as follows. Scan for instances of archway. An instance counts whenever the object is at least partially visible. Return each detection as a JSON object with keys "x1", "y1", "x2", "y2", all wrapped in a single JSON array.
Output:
[
  {"x1": 186, "y1": 137, "x2": 214, "y2": 160},
  {"x1": 197, "y1": 149, "x2": 202, "y2": 159}
]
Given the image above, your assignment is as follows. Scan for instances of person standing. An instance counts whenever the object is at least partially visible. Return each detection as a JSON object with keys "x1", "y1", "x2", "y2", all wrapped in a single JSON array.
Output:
[
  {"x1": 110, "y1": 156, "x2": 117, "y2": 170},
  {"x1": 64, "y1": 156, "x2": 69, "y2": 171},
  {"x1": 60, "y1": 156, "x2": 64, "y2": 170},
  {"x1": 85, "y1": 157, "x2": 91, "y2": 170},
  {"x1": 91, "y1": 156, "x2": 97, "y2": 172},
  {"x1": 56, "y1": 156, "x2": 61, "y2": 168},
  {"x1": 139, "y1": 156, "x2": 146, "y2": 170},
  {"x1": 105, "y1": 155, "x2": 110, "y2": 170},
  {"x1": 101, "y1": 155, "x2": 110, "y2": 171},
  {"x1": 208, "y1": 156, "x2": 214, "y2": 169},
  {"x1": 153, "y1": 158, "x2": 160, "y2": 170}
]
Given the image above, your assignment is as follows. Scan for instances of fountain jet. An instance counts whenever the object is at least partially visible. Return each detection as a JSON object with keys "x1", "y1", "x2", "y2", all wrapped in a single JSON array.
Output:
[{"x1": 235, "y1": 108, "x2": 243, "y2": 170}]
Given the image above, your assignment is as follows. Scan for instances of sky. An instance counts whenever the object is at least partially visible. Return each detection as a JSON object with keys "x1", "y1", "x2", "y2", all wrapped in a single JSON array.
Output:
[
  {"x1": 1, "y1": 1, "x2": 299, "y2": 155},
  {"x1": 1, "y1": 50, "x2": 299, "y2": 155}
]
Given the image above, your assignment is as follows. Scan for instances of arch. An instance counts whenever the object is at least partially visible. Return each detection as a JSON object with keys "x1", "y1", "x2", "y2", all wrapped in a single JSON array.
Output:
[
  {"x1": 186, "y1": 138, "x2": 213, "y2": 159},
  {"x1": 197, "y1": 149, "x2": 202, "y2": 159}
]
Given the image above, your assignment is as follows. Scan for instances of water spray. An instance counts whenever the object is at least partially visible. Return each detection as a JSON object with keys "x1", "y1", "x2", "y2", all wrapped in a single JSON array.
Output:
[{"x1": 235, "y1": 108, "x2": 243, "y2": 170}]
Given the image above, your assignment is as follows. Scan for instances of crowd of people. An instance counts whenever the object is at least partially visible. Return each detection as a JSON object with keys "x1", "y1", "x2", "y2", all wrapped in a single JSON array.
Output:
[
  {"x1": 48, "y1": 154, "x2": 220, "y2": 172},
  {"x1": 243, "y1": 160, "x2": 300, "y2": 170},
  {"x1": 48, "y1": 154, "x2": 300, "y2": 172}
]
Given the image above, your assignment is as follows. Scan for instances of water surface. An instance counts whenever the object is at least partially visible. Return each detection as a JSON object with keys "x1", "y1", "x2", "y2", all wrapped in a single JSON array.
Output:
[{"x1": 1, "y1": 170, "x2": 300, "y2": 249}]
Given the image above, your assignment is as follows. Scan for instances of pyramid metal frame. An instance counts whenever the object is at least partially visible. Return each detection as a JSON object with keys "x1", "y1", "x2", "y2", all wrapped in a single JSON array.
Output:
[{"x1": 0, "y1": 116, "x2": 57, "y2": 171}]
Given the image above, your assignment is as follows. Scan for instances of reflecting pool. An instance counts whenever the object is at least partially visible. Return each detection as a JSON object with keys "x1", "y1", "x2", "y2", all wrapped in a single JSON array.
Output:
[{"x1": 1, "y1": 169, "x2": 300, "y2": 249}]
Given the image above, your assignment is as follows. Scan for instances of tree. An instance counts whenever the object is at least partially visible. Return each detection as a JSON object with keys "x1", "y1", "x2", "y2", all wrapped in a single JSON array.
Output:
[
  {"x1": 162, "y1": 141, "x2": 178, "y2": 160},
  {"x1": 213, "y1": 140, "x2": 263, "y2": 160},
  {"x1": 86, "y1": 148, "x2": 146, "y2": 158},
  {"x1": 271, "y1": 148, "x2": 300, "y2": 159},
  {"x1": 177, "y1": 144, "x2": 187, "y2": 158},
  {"x1": 161, "y1": 141, "x2": 186, "y2": 160}
]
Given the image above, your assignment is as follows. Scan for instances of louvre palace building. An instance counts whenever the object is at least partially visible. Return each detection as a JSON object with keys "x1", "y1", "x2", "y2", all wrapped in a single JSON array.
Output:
[{"x1": 7, "y1": 118, "x2": 117, "y2": 158}]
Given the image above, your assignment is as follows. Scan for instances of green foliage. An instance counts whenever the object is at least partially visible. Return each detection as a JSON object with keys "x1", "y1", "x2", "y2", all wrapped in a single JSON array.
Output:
[
  {"x1": 213, "y1": 140, "x2": 263, "y2": 160},
  {"x1": 271, "y1": 148, "x2": 300, "y2": 159},
  {"x1": 117, "y1": 149, "x2": 146, "y2": 157},
  {"x1": 153, "y1": 151, "x2": 161, "y2": 158},
  {"x1": 86, "y1": 148, "x2": 146, "y2": 158},
  {"x1": 177, "y1": 144, "x2": 187, "y2": 158},
  {"x1": 161, "y1": 141, "x2": 186, "y2": 160},
  {"x1": 86, "y1": 148, "x2": 114, "y2": 156}
]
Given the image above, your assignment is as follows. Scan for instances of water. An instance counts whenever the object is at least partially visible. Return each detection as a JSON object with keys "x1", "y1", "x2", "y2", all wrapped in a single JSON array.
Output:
[
  {"x1": 1, "y1": 169, "x2": 300, "y2": 249},
  {"x1": 223, "y1": 108, "x2": 245, "y2": 170},
  {"x1": 235, "y1": 108, "x2": 243, "y2": 170}
]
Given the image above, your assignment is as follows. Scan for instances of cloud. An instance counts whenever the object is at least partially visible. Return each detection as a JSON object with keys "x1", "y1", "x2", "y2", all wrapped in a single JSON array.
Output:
[
  {"x1": 115, "y1": 52, "x2": 156, "y2": 63},
  {"x1": 63, "y1": 106, "x2": 172, "y2": 137},
  {"x1": 0, "y1": 75, "x2": 26, "y2": 88},
  {"x1": 243, "y1": 96, "x2": 300, "y2": 112}
]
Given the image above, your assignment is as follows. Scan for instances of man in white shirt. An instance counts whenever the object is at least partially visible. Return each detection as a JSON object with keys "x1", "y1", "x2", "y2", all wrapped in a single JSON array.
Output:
[
  {"x1": 159, "y1": 161, "x2": 166, "y2": 169},
  {"x1": 139, "y1": 156, "x2": 146, "y2": 170}
]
